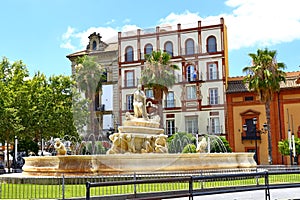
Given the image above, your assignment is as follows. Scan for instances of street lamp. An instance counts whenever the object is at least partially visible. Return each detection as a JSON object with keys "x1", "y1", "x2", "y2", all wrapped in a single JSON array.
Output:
[{"x1": 242, "y1": 118, "x2": 268, "y2": 164}]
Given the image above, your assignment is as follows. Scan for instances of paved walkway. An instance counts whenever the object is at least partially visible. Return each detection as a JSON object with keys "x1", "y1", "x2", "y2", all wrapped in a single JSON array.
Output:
[{"x1": 166, "y1": 187, "x2": 300, "y2": 200}]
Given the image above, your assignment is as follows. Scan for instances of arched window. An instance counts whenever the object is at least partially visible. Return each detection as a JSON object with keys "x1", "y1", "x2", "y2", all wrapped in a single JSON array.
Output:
[
  {"x1": 207, "y1": 36, "x2": 217, "y2": 53},
  {"x1": 186, "y1": 65, "x2": 196, "y2": 81},
  {"x1": 92, "y1": 41, "x2": 97, "y2": 50},
  {"x1": 144, "y1": 44, "x2": 153, "y2": 56},
  {"x1": 185, "y1": 39, "x2": 195, "y2": 55},
  {"x1": 164, "y1": 41, "x2": 173, "y2": 57},
  {"x1": 125, "y1": 46, "x2": 134, "y2": 62}
]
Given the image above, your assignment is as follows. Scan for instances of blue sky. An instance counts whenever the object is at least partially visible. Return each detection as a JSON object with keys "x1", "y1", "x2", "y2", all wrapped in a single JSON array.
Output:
[{"x1": 1, "y1": 0, "x2": 300, "y2": 77}]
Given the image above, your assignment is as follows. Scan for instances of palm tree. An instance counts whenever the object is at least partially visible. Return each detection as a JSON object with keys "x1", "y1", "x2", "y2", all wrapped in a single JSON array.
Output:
[
  {"x1": 74, "y1": 55, "x2": 105, "y2": 137},
  {"x1": 140, "y1": 50, "x2": 179, "y2": 128},
  {"x1": 243, "y1": 48, "x2": 286, "y2": 164}
]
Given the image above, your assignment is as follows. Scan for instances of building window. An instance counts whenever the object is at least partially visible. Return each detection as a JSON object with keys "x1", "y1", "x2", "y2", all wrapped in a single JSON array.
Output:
[
  {"x1": 209, "y1": 88, "x2": 218, "y2": 105},
  {"x1": 126, "y1": 95, "x2": 134, "y2": 110},
  {"x1": 186, "y1": 65, "x2": 196, "y2": 81},
  {"x1": 92, "y1": 41, "x2": 97, "y2": 50},
  {"x1": 208, "y1": 62, "x2": 218, "y2": 80},
  {"x1": 208, "y1": 117, "x2": 220, "y2": 134},
  {"x1": 166, "y1": 120, "x2": 175, "y2": 136},
  {"x1": 245, "y1": 96, "x2": 254, "y2": 101},
  {"x1": 102, "y1": 68, "x2": 107, "y2": 82},
  {"x1": 243, "y1": 118, "x2": 257, "y2": 140},
  {"x1": 186, "y1": 116, "x2": 198, "y2": 134},
  {"x1": 125, "y1": 46, "x2": 134, "y2": 62},
  {"x1": 145, "y1": 89, "x2": 153, "y2": 98},
  {"x1": 144, "y1": 44, "x2": 153, "y2": 56},
  {"x1": 187, "y1": 85, "x2": 196, "y2": 100},
  {"x1": 165, "y1": 41, "x2": 173, "y2": 57},
  {"x1": 185, "y1": 39, "x2": 195, "y2": 55},
  {"x1": 207, "y1": 36, "x2": 217, "y2": 53},
  {"x1": 166, "y1": 92, "x2": 175, "y2": 108},
  {"x1": 125, "y1": 70, "x2": 134, "y2": 87}
]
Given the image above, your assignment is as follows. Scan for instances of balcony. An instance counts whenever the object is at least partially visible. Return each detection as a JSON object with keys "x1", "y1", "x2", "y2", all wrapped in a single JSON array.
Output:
[{"x1": 241, "y1": 134, "x2": 262, "y2": 141}]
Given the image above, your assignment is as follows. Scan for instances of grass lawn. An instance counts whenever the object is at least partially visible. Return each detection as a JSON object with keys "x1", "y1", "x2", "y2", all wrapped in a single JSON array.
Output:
[{"x1": 1, "y1": 174, "x2": 300, "y2": 199}]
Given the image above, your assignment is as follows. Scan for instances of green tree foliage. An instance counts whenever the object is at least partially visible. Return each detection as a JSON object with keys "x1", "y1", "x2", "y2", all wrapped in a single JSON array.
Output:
[
  {"x1": 243, "y1": 48, "x2": 286, "y2": 164},
  {"x1": 0, "y1": 57, "x2": 86, "y2": 157},
  {"x1": 0, "y1": 57, "x2": 28, "y2": 171},
  {"x1": 278, "y1": 137, "x2": 300, "y2": 156},
  {"x1": 74, "y1": 55, "x2": 106, "y2": 136},
  {"x1": 140, "y1": 50, "x2": 179, "y2": 127}
]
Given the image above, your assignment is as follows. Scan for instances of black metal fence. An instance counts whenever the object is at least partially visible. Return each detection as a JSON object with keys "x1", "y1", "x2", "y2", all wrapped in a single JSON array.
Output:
[{"x1": 1, "y1": 167, "x2": 300, "y2": 199}]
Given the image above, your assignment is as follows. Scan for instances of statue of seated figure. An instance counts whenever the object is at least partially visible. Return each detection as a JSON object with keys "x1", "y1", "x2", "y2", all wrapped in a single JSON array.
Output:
[
  {"x1": 154, "y1": 134, "x2": 168, "y2": 153},
  {"x1": 54, "y1": 138, "x2": 67, "y2": 155}
]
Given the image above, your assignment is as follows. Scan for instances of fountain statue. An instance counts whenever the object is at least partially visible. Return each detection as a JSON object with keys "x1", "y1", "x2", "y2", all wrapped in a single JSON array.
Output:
[
  {"x1": 22, "y1": 85, "x2": 257, "y2": 176},
  {"x1": 106, "y1": 84, "x2": 167, "y2": 154},
  {"x1": 54, "y1": 138, "x2": 67, "y2": 155}
]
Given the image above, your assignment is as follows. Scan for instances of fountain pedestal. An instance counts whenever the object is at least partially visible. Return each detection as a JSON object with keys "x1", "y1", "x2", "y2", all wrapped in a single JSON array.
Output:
[{"x1": 106, "y1": 113, "x2": 168, "y2": 154}]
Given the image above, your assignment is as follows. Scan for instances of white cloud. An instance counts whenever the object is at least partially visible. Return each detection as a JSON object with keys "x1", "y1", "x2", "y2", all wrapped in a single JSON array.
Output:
[
  {"x1": 224, "y1": 0, "x2": 300, "y2": 50},
  {"x1": 61, "y1": 0, "x2": 300, "y2": 52},
  {"x1": 123, "y1": 18, "x2": 131, "y2": 24},
  {"x1": 60, "y1": 26, "x2": 118, "y2": 51},
  {"x1": 62, "y1": 26, "x2": 75, "y2": 40},
  {"x1": 106, "y1": 19, "x2": 115, "y2": 25},
  {"x1": 60, "y1": 40, "x2": 76, "y2": 51},
  {"x1": 158, "y1": 1, "x2": 300, "y2": 50},
  {"x1": 158, "y1": 10, "x2": 202, "y2": 26}
]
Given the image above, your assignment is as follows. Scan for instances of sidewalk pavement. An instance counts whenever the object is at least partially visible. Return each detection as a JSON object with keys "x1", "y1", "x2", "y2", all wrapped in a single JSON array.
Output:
[{"x1": 166, "y1": 187, "x2": 300, "y2": 200}]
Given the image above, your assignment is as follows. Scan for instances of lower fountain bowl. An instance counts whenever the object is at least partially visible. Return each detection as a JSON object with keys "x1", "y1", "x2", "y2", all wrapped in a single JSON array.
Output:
[{"x1": 23, "y1": 153, "x2": 256, "y2": 176}]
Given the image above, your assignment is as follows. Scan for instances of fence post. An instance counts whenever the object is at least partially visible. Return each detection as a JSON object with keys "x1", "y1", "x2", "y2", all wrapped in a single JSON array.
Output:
[
  {"x1": 133, "y1": 172, "x2": 137, "y2": 197},
  {"x1": 264, "y1": 171, "x2": 270, "y2": 200},
  {"x1": 189, "y1": 176, "x2": 193, "y2": 200},
  {"x1": 62, "y1": 174, "x2": 65, "y2": 200},
  {"x1": 86, "y1": 181, "x2": 91, "y2": 200}
]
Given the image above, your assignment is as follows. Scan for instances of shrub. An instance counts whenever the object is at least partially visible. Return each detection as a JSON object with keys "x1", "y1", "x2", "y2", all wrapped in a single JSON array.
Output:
[{"x1": 182, "y1": 144, "x2": 196, "y2": 153}]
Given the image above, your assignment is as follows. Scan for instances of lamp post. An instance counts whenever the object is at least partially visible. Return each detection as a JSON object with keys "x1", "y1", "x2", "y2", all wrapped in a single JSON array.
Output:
[
  {"x1": 288, "y1": 129, "x2": 293, "y2": 165},
  {"x1": 242, "y1": 118, "x2": 268, "y2": 164},
  {"x1": 13, "y1": 136, "x2": 18, "y2": 172}
]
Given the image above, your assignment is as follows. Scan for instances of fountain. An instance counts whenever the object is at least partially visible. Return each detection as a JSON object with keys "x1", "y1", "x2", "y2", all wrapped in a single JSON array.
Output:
[{"x1": 22, "y1": 86, "x2": 256, "y2": 176}]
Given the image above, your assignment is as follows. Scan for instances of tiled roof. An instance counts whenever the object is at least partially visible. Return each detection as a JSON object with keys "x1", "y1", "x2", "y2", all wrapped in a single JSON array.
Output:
[
  {"x1": 227, "y1": 80, "x2": 249, "y2": 93},
  {"x1": 227, "y1": 71, "x2": 300, "y2": 93}
]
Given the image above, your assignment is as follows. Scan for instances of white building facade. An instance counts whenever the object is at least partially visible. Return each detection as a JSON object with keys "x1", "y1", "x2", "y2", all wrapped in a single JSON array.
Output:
[{"x1": 118, "y1": 18, "x2": 229, "y2": 136}]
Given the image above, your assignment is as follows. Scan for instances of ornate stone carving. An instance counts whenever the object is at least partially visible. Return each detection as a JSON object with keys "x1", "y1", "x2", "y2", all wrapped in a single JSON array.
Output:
[{"x1": 107, "y1": 85, "x2": 168, "y2": 154}]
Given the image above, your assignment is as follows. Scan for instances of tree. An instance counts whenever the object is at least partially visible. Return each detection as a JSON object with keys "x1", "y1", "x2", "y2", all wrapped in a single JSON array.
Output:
[
  {"x1": 20, "y1": 72, "x2": 81, "y2": 154},
  {"x1": 243, "y1": 48, "x2": 286, "y2": 164},
  {"x1": 278, "y1": 137, "x2": 300, "y2": 163},
  {"x1": 140, "y1": 50, "x2": 179, "y2": 127},
  {"x1": 74, "y1": 55, "x2": 106, "y2": 137},
  {"x1": 0, "y1": 57, "x2": 28, "y2": 171},
  {"x1": 0, "y1": 57, "x2": 85, "y2": 157}
]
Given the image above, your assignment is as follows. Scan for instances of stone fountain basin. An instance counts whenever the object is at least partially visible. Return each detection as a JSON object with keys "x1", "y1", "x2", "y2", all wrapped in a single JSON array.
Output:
[
  {"x1": 23, "y1": 153, "x2": 256, "y2": 176},
  {"x1": 118, "y1": 126, "x2": 164, "y2": 135}
]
